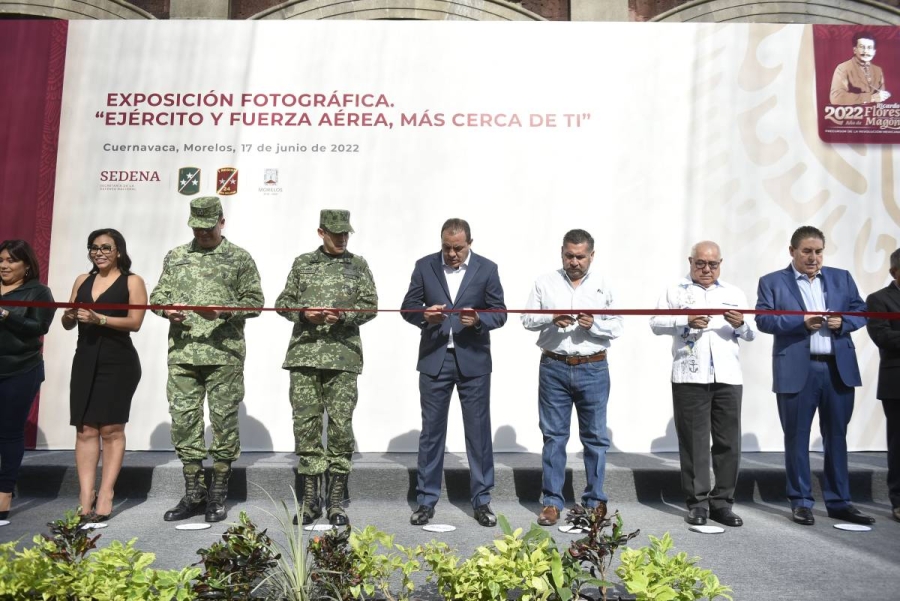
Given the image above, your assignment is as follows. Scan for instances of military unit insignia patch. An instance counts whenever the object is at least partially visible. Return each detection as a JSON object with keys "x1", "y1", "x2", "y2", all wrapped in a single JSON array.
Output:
[
  {"x1": 217, "y1": 167, "x2": 239, "y2": 195},
  {"x1": 178, "y1": 167, "x2": 201, "y2": 195}
]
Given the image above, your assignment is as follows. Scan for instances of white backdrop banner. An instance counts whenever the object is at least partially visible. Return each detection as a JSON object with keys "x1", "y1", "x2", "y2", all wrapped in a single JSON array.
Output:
[{"x1": 38, "y1": 21, "x2": 898, "y2": 453}]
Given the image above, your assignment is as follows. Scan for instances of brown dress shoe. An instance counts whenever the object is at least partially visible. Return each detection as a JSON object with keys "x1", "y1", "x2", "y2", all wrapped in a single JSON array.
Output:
[{"x1": 537, "y1": 505, "x2": 560, "y2": 526}]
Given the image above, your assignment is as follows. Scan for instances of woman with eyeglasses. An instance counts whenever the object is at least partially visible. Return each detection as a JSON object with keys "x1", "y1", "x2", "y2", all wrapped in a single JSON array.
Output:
[
  {"x1": 0, "y1": 240, "x2": 56, "y2": 521},
  {"x1": 61, "y1": 229, "x2": 147, "y2": 520}
]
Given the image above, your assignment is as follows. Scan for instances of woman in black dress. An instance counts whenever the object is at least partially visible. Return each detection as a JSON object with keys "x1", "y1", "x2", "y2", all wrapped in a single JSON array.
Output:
[
  {"x1": 61, "y1": 229, "x2": 146, "y2": 520},
  {"x1": 0, "y1": 240, "x2": 56, "y2": 520}
]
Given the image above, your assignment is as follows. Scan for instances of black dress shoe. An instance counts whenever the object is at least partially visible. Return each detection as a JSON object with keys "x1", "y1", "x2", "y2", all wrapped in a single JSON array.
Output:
[
  {"x1": 892, "y1": 507, "x2": 900, "y2": 523},
  {"x1": 474, "y1": 503, "x2": 497, "y2": 527},
  {"x1": 827, "y1": 505, "x2": 875, "y2": 525},
  {"x1": 685, "y1": 507, "x2": 708, "y2": 525},
  {"x1": 792, "y1": 507, "x2": 815, "y2": 525},
  {"x1": 410, "y1": 505, "x2": 435, "y2": 526},
  {"x1": 709, "y1": 507, "x2": 743, "y2": 527}
]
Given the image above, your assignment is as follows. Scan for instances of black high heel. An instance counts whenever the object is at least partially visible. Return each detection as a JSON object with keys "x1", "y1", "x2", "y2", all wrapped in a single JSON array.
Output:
[{"x1": 92, "y1": 493, "x2": 113, "y2": 522}]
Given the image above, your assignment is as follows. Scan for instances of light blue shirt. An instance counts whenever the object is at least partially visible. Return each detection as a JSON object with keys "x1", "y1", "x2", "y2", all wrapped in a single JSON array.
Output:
[{"x1": 792, "y1": 266, "x2": 832, "y2": 355}]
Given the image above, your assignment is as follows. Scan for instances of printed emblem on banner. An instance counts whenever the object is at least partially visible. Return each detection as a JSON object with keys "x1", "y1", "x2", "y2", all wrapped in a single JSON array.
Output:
[
  {"x1": 178, "y1": 167, "x2": 201, "y2": 196},
  {"x1": 217, "y1": 167, "x2": 239, "y2": 195},
  {"x1": 259, "y1": 168, "x2": 283, "y2": 196}
]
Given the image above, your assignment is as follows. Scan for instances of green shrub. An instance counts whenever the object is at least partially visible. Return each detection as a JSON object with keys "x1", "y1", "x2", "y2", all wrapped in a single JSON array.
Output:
[
  {"x1": 616, "y1": 533, "x2": 732, "y2": 601},
  {"x1": 348, "y1": 525, "x2": 420, "y2": 601},
  {"x1": 0, "y1": 510, "x2": 198, "y2": 601},
  {"x1": 419, "y1": 514, "x2": 561, "y2": 601}
]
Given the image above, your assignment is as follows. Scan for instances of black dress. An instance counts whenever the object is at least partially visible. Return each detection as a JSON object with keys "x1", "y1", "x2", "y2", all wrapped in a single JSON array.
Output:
[{"x1": 69, "y1": 273, "x2": 141, "y2": 426}]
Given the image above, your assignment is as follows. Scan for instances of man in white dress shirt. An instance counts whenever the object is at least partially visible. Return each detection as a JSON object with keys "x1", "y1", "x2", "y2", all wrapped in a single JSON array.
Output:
[
  {"x1": 650, "y1": 241, "x2": 756, "y2": 527},
  {"x1": 522, "y1": 229, "x2": 623, "y2": 526}
]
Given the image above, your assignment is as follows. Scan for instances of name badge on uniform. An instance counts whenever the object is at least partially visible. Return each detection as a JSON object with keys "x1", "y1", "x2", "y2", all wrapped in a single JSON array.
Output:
[{"x1": 297, "y1": 267, "x2": 318, "y2": 275}]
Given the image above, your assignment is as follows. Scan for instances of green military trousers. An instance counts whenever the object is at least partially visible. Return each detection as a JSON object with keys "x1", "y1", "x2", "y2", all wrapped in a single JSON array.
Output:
[
  {"x1": 289, "y1": 367, "x2": 358, "y2": 475},
  {"x1": 167, "y1": 364, "x2": 244, "y2": 463}
]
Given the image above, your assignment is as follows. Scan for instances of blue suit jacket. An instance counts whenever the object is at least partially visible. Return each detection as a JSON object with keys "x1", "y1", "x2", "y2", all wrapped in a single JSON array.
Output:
[
  {"x1": 401, "y1": 252, "x2": 506, "y2": 377},
  {"x1": 755, "y1": 265, "x2": 866, "y2": 394}
]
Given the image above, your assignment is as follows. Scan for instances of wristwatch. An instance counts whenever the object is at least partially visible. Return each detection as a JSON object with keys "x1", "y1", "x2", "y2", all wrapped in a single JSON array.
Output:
[
  {"x1": 0, "y1": 309, "x2": 8, "y2": 321},
  {"x1": 98, "y1": 316, "x2": 107, "y2": 326}
]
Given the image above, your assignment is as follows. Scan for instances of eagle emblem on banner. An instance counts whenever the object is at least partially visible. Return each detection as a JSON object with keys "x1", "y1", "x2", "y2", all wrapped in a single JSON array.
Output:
[
  {"x1": 177, "y1": 167, "x2": 200, "y2": 195},
  {"x1": 217, "y1": 167, "x2": 238, "y2": 195}
]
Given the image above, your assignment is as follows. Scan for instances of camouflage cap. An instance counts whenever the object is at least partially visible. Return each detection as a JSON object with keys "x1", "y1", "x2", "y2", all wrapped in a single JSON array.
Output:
[
  {"x1": 320, "y1": 209, "x2": 354, "y2": 234},
  {"x1": 188, "y1": 196, "x2": 223, "y2": 229}
]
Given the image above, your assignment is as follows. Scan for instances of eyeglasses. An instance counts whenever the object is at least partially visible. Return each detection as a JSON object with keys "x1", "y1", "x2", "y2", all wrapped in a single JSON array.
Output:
[
  {"x1": 88, "y1": 245, "x2": 116, "y2": 255},
  {"x1": 692, "y1": 260, "x2": 721, "y2": 270}
]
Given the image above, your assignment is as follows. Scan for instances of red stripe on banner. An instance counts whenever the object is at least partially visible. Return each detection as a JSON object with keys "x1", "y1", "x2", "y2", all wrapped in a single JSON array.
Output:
[
  {"x1": 4, "y1": 299, "x2": 899, "y2": 320},
  {"x1": 0, "y1": 20, "x2": 69, "y2": 449}
]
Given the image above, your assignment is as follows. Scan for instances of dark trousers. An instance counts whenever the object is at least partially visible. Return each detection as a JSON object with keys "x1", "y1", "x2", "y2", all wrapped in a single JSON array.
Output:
[
  {"x1": 776, "y1": 359, "x2": 854, "y2": 510},
  {"x1": 0, "y1": 363, "x2": 45, "y2": 493},
  {"x1": 672, "y1": 382, "x2": 742, "y2": 510},
  {"x1": 417, "y1": 350, "x2": 494, "y2": 509},
  {"x1": 883, "y1": 399, "x2": 900, "y2": 509}
]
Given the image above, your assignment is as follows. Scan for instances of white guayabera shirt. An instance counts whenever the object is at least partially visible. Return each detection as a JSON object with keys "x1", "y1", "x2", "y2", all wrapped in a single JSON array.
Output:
[{"x1": 649, "y1": 276, "x2": 756, "y2": 384}]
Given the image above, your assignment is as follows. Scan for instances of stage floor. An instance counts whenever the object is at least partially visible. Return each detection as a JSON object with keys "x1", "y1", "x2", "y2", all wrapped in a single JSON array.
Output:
[{"x1": 2, "y1": 451, "x2": 897, "y2": 600}]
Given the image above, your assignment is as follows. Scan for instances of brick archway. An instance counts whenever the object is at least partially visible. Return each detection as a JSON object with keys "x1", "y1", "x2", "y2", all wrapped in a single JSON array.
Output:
[
  {"x1": 252, "y1": 0, "x2": 544, "y2": 21},
  {"x1": 652, "y1": 0, "x2": 900, "y2": 24},
  {"x1": 0, "y1": 0, "x2": 153, "y2": 19}
]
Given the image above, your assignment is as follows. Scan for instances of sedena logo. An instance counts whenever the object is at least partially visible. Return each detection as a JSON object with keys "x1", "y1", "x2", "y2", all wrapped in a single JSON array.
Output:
[
  {"x1": 100, "y1": 170, "x2": 160, "y2": 182},
  {"x1": 99, "y1": 170, "x2": 161, "y2": 192}
]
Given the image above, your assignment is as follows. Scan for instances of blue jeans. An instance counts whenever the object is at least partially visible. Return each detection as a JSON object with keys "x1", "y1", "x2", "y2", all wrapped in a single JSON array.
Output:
[{"x1": 538, "y1": 355, "x2": 610, "y2": 510}]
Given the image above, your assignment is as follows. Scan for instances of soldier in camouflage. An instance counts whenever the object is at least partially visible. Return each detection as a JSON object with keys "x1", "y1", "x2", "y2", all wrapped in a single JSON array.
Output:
[
  {"x1": 275, "y1": 209, "x2": 378, "y2": 526},
  {"x1": 150, "y1": 196, "x2": 264, "y2": 523}
]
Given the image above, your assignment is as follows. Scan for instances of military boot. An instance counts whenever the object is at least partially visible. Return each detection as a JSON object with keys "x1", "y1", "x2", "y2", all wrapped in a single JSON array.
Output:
[
  {"x1": 205, "y1": 461, "x2": 231, "y2": 523},
  {"x1": 163, "y1": 462, "x2": 207, "y2": 521},
  {"x1": 326, "y1": 470, "x2": 349, "y2": 526},
  {"x1": 292, "y1": 473, "x2": 322, "y2": 525}
]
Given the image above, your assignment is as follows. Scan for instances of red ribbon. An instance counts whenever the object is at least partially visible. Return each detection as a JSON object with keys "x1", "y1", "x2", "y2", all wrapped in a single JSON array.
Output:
[{"x1": 2, "y1": 299, "x2": 899, "y2": 319}]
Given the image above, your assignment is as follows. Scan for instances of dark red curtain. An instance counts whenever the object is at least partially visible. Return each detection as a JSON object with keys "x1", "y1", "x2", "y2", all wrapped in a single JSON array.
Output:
[{"x1": 0, "y1": 20, "x2": 68, "y2": 447}]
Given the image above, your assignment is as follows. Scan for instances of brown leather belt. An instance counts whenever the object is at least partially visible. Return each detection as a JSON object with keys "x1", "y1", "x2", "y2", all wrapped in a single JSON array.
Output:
[{"x1": 542, "y1": 349, "x2": 607, "y2": 365}]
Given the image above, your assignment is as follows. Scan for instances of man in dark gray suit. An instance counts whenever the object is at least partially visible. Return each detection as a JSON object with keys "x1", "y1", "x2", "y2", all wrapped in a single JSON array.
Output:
[
  {"x1": 865, "y1": 247, "x2": 900, "y2": 522},
  {"x1": 401, "y1": 218, "x2": 506, "y2": 527}
]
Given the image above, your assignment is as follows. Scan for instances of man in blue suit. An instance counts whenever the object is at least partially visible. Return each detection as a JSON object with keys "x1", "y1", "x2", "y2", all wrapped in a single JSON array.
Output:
[
  {"x1": 756, "y1": 225, "x2": 874, "y2": 525},
  {"x1": 401, "y1": 218, "x2": 507, "y2": 526}
]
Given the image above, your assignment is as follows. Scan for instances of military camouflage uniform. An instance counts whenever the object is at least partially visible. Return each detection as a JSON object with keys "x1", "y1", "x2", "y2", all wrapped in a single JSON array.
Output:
[
  {"x1": 150, "y1": 236, "x2": 264, "y2": 464},
  {"x1": 275, "y1": 247, "x2": 378, "y2": 475}
]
